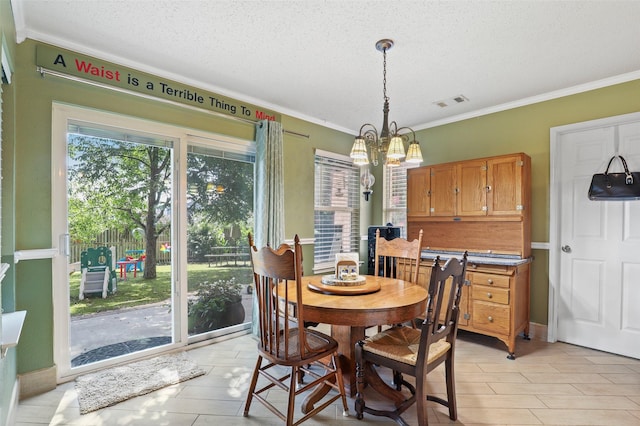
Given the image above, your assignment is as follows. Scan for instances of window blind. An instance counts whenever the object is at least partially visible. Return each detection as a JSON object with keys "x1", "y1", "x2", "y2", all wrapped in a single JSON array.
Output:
[
  {"x1": 383, "y1": 163, "x2": 411, "y2": 238},
  {"x1": 314, "y1": 153, "x2": 360, "y2": 272},
  {"x1": 186, "y1": 134, "x2": 255, "y2": 163},
  {"x1": 68, "y1": 120, "x2": 176, "y2": 148}
]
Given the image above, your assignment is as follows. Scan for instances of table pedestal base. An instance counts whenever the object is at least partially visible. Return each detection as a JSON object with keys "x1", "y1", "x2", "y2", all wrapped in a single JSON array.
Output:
[{"x1": 301, "y1": 324, "x2": 365, "y2": 414}]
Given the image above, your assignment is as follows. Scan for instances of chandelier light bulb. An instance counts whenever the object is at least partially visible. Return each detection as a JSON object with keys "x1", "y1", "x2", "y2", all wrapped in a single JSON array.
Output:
[
  {"x1": 350, "y1": 136, "x2": 368, "y2": 159},
  {"x1": 406, "y1": 141, "x2": 424, "y2": 163},
  {"x1": 387, "y1": 136, "x2": 406, "y2": 159}
]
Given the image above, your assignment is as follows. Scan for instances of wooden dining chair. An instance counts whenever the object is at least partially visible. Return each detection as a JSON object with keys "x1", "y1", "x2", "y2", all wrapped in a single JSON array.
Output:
[
  {"x1": 244, "y1": 234, "x2": 349, "y2": 425},
  {"x1": 354, "y1": 253, "x2": 468, "y2": 426},
  {"x1": 374, "y1": 228, "x2": 423, "y2": 283},
  {"x1": 374, "y1": 228, "x2": 423, "y2": 330}
]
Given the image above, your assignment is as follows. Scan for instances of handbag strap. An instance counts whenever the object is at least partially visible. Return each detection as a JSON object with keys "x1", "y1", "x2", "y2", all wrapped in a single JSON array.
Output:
[{"x1": 604, "y1": 155, "x2": 634, "y2": 184}]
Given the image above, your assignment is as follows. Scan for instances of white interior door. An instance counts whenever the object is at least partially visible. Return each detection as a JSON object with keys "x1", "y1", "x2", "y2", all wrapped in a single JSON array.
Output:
[{"x1": 554, "y1": 118, "x2": 640, "y2": 359}]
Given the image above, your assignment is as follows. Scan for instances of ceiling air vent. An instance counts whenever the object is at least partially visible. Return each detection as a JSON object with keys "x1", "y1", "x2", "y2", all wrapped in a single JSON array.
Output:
[{"x1": 433, "y1": 94, "x2": 469, "y2": 108}]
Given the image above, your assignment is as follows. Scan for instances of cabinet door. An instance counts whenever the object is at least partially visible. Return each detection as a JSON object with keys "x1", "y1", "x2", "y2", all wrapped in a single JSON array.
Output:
[
  {"x1": 407, "y1": 167, "x2": 430, "y2": 216},
  {"x1": 430, "y1": 164, "x2": 456, "y2": 216},
  {"x1": 457, "y1": 160, "x2": 487, "y2": 216},
  {"x1": 487, "y1": 155, "x2": 524, "y2": 215}
]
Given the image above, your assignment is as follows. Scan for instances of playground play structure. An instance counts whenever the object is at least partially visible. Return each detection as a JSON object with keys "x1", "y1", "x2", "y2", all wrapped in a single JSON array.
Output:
[{"x1": 78, "y1": 247, "x2": 146, "y2": 300}]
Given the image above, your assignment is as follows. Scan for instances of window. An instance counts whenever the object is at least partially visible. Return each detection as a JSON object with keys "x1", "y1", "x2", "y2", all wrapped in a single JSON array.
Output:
[
  {"x1": 383, "y1": 163, "x2": 412, "y2": 238},
  {"x1": 314, "y1": 151, "x2": 360, "y2": 272}
]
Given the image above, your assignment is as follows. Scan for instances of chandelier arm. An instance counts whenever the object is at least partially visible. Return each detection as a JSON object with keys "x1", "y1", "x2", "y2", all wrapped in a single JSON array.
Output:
[
  {"x1": 389, "y1": 121, "x2": 400, "y2": 136},
  {"x1": 395, "y1": 126, "x2": 417, "y2": 141},
  {"x1": 358, "y1": 123, "x2": 378, "y2": 137}
]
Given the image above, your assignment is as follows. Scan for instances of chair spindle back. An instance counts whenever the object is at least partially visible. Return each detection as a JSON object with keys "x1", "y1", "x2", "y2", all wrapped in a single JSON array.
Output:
[{"x1": 248, "y1": 234, "x2": 308, "y2": 360}]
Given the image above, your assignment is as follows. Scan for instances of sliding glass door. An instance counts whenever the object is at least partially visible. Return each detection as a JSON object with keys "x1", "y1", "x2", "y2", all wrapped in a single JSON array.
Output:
[
  {"x1": 63, "y1": 118, "x2": 176, "y2": 373},
  {"x1": 52, "y1": 104, "x2": 254, "y2": 379},
  {"x1": 185, "y1": 141, "x2": 254, "y2": 342}
]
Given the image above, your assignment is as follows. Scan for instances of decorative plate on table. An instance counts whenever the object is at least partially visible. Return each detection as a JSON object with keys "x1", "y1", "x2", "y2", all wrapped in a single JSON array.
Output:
[
  {"x1": 308, "y1": 275, "x2": 381, "y2": 295},
  {"x1": 320, "y1": 275, "x2": 367, "y2": 286}
]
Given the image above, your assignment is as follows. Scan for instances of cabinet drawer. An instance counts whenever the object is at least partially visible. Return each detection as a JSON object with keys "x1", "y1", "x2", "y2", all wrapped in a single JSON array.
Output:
[
  {"x1": 472, "y1": 301, "x2": 510, "y2": 334},
  {"x1": 467, "y1": 263, "x2": 511, "y2": 274},
  {"x1": 470, "y1": 272, "x2": 510, "y2": 288},
  {"x1": 472, "y1": 285, "x2": 509, "y2": 305}
]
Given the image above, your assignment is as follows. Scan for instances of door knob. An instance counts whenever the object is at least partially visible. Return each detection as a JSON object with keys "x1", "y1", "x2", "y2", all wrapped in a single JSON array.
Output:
[{"x1": 561, "y1": 245, "x2": 572, "y2": 253}]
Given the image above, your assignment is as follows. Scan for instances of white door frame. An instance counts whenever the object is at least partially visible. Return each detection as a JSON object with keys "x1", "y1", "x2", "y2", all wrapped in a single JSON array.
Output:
[
  {"x1": 51, "y1": 103, "x2": 190, "y2": 379},
  {"x1": 548, "y1": 110, "x2": 640, "y2": 343}
]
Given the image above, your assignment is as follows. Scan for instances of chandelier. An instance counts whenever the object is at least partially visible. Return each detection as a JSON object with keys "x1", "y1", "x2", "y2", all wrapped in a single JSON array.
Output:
[{"x1": 350, "y1": 39, "x2": 423, "y2": 167}]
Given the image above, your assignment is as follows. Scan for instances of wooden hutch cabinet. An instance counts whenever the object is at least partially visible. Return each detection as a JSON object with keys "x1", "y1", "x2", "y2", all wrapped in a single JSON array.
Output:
[
  {"x1": 407, "y1": 167, "x2": 430, "y2": 216},
  {"x1": 407, "y1": 152, "x2": 532, "y2": 359}
]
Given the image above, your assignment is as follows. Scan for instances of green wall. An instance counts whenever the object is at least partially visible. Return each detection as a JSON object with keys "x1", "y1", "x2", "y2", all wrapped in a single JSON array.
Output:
[
  {"x1": 7, "y1": 35, "x2": 640, "y2": 387},
  {"x1": 0, "y1": 0, "x2": 17, "y2": 422},
  {"x1": 12, "y1": 39, "x2": 356, "y2": 377},
  {"x1": 410, "y1": 80, "x2": 640, "y2": 325}
]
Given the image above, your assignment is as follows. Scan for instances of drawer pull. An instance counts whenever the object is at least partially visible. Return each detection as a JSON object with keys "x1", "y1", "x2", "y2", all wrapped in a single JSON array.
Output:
[
  {"x1": 487, "y1": 279, "x2": 494, "y2": 284},
  {"x1": 487, "y1": 316, "x2": 493, "y2": 322},
  {"x1": 487, "y1": 293, "x2": 493, "y2": 299}
]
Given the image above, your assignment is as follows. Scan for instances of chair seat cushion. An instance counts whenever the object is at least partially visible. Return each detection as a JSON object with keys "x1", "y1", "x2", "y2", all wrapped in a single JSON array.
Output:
[
  {"x1": 363, "y1": 326, "x2": 451, "y2": 366},
  {"x1": 263, "y1": 328, "x2": 338, "y2": 362}
]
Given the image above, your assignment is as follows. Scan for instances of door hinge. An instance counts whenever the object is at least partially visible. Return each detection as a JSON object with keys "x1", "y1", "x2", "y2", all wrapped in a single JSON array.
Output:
[
  {"x1": 517, "y1": 161, "x2": 524, "y2": 167},
  {"x1": 516, "y1": 205, "x2": 524, "y2": 211}
]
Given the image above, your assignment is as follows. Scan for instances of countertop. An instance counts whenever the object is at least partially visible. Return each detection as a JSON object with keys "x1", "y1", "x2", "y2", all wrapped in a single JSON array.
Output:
[{"x1": 421, "y1": 250, "x2": 531, "y2": 266}]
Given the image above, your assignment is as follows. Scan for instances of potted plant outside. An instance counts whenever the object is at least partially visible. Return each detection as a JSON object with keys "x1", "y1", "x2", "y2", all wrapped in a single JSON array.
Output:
[{"x1": 188, "y1": 279, "x2": 245, "y2": 334}]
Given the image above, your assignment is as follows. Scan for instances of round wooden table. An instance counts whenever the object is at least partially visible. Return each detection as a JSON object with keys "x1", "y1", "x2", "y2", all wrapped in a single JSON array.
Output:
[{"x1": 278, "y1": 275, "x2": 428, "y2": 401}]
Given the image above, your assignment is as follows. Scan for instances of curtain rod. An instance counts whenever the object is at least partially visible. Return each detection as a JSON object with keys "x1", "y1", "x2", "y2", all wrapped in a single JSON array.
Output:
[{"x1": 36, "y1": 66, "x2": 309, "y2": 139}]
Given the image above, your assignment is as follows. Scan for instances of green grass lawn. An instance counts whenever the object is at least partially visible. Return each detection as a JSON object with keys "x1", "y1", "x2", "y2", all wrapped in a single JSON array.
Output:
[{"x1": 69, "y1": 263, "x2": 252, "y2": 316}]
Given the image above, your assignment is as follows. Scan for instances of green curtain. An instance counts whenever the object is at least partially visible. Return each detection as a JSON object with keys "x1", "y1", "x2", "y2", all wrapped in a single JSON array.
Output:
[
  {"x1": 254, "y1": 119, "x2": 285, "y2": 247},
  {"x1": 252, "y1": 119, "x2": 285, "y2": 334}
]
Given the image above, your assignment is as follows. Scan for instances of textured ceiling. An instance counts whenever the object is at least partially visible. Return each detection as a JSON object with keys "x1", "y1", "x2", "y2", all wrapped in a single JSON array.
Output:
[{"x1": 12, "y1": 0, "x2": 640, "y2": 134}]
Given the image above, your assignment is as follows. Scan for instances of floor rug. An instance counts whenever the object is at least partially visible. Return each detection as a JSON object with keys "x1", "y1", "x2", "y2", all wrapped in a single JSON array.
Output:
[{"x1": 75, "y1": 352, "x2": 205, "y2": 414}]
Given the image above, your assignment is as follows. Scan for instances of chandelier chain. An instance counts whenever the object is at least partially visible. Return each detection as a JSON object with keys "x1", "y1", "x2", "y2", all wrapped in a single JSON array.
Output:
[{"x1": 382, "y1": 47, "x2": 388, "y2": 102}]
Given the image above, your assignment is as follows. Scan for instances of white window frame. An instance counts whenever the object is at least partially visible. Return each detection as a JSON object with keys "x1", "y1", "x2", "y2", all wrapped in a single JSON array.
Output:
[
  {"x1": 313, "y1": 150, "x2": 360, "y2": 273},
  {"x1": 383, "y1": 162, "x2": 420, "y2": 238}
]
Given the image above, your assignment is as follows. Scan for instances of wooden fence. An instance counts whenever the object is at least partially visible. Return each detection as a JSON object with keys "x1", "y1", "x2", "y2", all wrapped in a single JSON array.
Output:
[{"x1": 69, "y1": 228, "x2": 171, "y2": 264}]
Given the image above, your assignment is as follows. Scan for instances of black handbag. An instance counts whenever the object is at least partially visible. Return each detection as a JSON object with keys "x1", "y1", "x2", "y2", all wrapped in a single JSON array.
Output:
[{"x1": 588, "y1": 155, "x2": 640, "y2": 201}]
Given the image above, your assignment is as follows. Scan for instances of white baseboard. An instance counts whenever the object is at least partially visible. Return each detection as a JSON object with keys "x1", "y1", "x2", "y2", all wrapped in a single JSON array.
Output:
[
  {"x1": 18, "y1": 365, "x2": 57, "y2": 399},
  {"x1": 528, "y1": 322, "x2": 548, "y2": 341}
]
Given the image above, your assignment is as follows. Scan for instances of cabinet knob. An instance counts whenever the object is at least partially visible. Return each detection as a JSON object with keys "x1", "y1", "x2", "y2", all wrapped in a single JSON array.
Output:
[
  {"x1": 488, "y1": 316, "x2": 494, "y2": 322},
  {"x1": 487, "y1": 293, "x2": 493, "y2": 299},
  {"x1": 487, "y1": 279, "x2": 493, "y2": 284},
  {"x1": 486, "y1": 185, "x2": 492, "y2": 192}
]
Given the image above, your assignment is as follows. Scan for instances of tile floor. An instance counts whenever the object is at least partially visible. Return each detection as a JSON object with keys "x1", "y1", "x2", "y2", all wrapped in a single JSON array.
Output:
[{"x1": 16, "y1": 327, "x2": 640, "y2": 425}]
